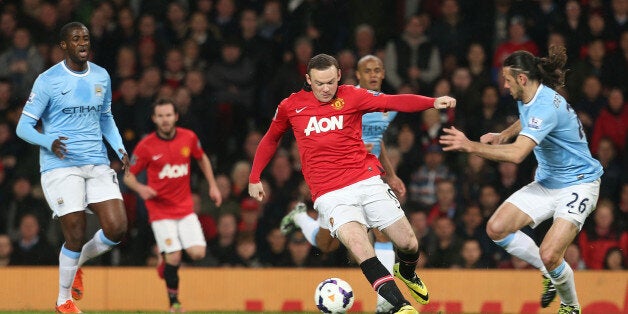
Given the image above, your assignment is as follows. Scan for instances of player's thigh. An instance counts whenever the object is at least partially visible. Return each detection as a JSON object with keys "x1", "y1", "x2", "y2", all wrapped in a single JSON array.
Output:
[
  {"x1": 84, "y1": 165, "x2": 123, "y2": 204},
  {"x1": 41, "y1": 166, "x2": 87, "y2": 218},
  {"x1": 151, "y1": 219, "x2": 183, "y2": 253},
  {"x1": 496, "y1": 181, "x2": 554, "y2": 231},
  {"x1": 314, "y1": 188, "x2": 367, "y2": 238},
  {"x1": 177, "y1": 213, "x2": 207, "y2": 250},
  {"x1": 361, "y1": 176, "x2": 405, "y2": 231}
]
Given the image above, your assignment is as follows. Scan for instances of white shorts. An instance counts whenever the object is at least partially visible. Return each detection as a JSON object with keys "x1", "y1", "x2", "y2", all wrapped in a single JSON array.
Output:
[
  {"x1": 151, "y1": 213, "x2": 206, "y2": 254},
  {"x1": 505, "y1": 179, "x2": 601, "y2": 231},
  {"x1": 41, "y1": 165, "x2": 123, "y2": 218},
  {"x1": 314, "y1": 176, "x2": 405, "y2": 237}
]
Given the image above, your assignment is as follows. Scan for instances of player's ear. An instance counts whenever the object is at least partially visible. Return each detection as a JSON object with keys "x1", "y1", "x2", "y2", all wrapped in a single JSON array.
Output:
[
  {"x1": 305, "y1": 73, "x2": 312, "y2": 85},
  {"x1": 337, "y1": 69, "x2": 341, "y2": 83},
  {"x1": 59, "y1": 40, "x2": 66, "y2": 50}
]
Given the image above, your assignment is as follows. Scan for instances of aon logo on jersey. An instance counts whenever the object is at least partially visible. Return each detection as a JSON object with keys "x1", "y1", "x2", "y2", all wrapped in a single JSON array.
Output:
[
  {"x1": 304, "y1": 116, "x2": 343, "y2": 136},
  {"x1": 158, "y1": 164, "x2": 189, "y2": 179}
]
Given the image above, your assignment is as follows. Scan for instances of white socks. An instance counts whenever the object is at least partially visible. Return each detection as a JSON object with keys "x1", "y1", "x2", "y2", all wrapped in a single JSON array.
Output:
[
  {"x1": 78, "y1": 229, "x2": 117, "y2": 267},
  {"x1": 58, "y1": 245, "x2": 79, "y2": 306},
  {"x1": 494, "y1": 231, "x2": 544, "y2": 269},
  {"x1": 294, "y1": 212, "x2": 320, "y2": 247},
  {"x1": 550, "y1": 260, "x2": 579, "y2": 307}
]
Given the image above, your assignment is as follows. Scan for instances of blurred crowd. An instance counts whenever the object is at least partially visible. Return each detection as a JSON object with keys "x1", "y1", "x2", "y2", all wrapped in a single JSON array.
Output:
[{"x1": 0, "y1": 0, "x2": 626, "y2": 271}]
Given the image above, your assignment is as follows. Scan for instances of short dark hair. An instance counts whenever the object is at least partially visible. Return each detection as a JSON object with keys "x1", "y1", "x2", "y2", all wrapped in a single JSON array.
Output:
[
  {"x1": 503, "y1": 45, "x2": 567, "y2": 89},
  {"x1": 59, "y1": 22, "x2": 88, "y2": 43},
  {"x1": 307, "y1": 54, "x2": 339, "y2": 74},
  {"x1": 151, "y1": 98, "x2": 178, "y2": 115}
]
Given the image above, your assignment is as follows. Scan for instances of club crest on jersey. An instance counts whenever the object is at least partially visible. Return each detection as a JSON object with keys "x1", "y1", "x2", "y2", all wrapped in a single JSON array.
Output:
[
  {"x1": 94, "y1": 84, "x2": 103, "y2": 97},
  {"x1": 528, "y1": 117, "x2": 543, "y2": 130},
  {"x1": 331, "y1": 98, "x2": 345, "y2": 110},
  {"x1": 181, "y1": 146, "x2": 191, "y2": 157},
  {"x1": 27, "y1": 92, "x2": 35, "y2": 104}
]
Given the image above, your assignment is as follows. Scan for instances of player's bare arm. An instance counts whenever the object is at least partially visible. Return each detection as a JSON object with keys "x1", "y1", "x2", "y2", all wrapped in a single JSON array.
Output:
[
  {"x1": 52, "y1": 136, "x2": 68, "y2": 159},
  {"x1": 119, "y1": 149, "x2": 129, "y2": 173},
  {"x1": 379, "y1": 141, "x2": 406, "y2": 198},
  {"x1": 123, "y1": 172, "x2": 157, "y2": 200},
  {"x1": 480, "y1": 119, "x2": 522, "y2": 144},
  {"x1": 198, "y1": 153, "x2": 222, "y2": 207},
  {"x1": 440, "y1": 126, "x2": 536, "y2": 164}
]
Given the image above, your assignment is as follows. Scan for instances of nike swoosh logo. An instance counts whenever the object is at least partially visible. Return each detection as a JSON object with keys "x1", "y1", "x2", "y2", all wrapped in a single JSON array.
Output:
[
  {"x1": 152, "y1": 154, "x2": 163, "y2": 161},
  {"x1": 61, "y1": 90, "x2": 70, "y2": 95},
  {"x1": 295, "y1": 107, "x2": 307, "y2": 113},
  {"x1": 410, "y1": 286, "x2": 429, "y2": 303}
]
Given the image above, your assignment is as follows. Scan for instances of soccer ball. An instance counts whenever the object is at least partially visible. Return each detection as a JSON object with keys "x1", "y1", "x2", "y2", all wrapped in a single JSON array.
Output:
[{"x1": 314, "y1": 277, "x2": 355, "y2": 313}]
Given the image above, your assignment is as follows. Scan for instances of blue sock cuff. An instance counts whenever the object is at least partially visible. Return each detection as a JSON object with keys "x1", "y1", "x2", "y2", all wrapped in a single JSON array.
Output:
[
  {"x1": 549, "y1": 260, "x2": 567, "y2": 279},
  {"x1": 493, "y1": 233, "x2": 515, "y2": 247},
  {"x1": 311, "y1": 228, "x2": 319, "y2": 247},
  {"x1": 374, "y1": 241, "x2": 394, "y2": 250},
  {"x1": 98, "y1": 229, "x2": 119, "y2": 246},
  {"x1": 61, "y1": 244, "x2": 81, "y2": 259}
]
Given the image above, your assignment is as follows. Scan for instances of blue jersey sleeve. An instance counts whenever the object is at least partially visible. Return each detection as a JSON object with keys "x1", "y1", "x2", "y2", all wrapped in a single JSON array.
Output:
[
  {"x1": 519, "y1": 104, "x2": 557, "y2": 144},
  {"x1": 17, "y1": 75, "x2": 57, "y2": 150}
]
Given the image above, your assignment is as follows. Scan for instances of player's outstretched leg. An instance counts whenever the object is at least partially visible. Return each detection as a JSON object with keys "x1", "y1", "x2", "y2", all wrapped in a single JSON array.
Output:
[
  {"x1": 71, "y1": 268, "x2": 83, "y2": 301},
  {"x1": 393, "y1": 263, "x2": 429, "y2": 305},
  {"x1": 280, "y1": 202, "x2": 307, "y2": 235},
  {"x1": 541, "y1": 275, "x2": 557, "y2": 308}
]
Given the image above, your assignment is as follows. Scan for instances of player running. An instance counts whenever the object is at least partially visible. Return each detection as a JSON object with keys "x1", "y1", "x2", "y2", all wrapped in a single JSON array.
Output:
[
  {"x1": 124, "y1": 99, "x2": 222, "y2": 313},
  {"x1": 249, "y1": 53, "x2": 456, "y2": 314},
  {"x1": 439, "y1": 46, "x2": 602, "y2": 314}
]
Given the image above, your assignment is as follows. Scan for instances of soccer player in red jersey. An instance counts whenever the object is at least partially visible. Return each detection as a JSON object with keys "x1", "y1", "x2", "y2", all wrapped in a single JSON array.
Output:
[
  {"x1": 248, "y1": 54, "x2": 456, "y2": 314},
  {"x1": 124, "y1": 99, "x2": 222, "y2": 313}
]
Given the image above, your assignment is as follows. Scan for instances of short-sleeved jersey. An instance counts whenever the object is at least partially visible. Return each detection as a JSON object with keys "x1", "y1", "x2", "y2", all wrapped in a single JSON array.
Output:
[
  {"x1": 22, "y1": 61, "x2": 114, "y2": 172},
  {"x1": 129, "y1": 127, "x2": 204, "y2": 222},
  {"x1": 251, "y1": 85, "x2": 434, "y2": 200},
  {"x1": 518, "y1": 84, "x2": 603, "y2": 189},
  {"x1": 362, "y1": 111, "x2": 397, "y2": 157}
]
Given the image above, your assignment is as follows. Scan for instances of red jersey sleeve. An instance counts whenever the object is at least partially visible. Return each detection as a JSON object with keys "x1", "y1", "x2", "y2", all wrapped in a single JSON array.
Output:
[
  {"x1": 129, "y1": 140, "x2": 149, "y2": 175},
  {"x1": 351, "y1": 87, "x2": 435, "y2": 113},
  {"x1": 190, "y1": 131, "x2": 204, "y2": 160},
  {"x1": 249, "y1": 100, "x2": 291, "y2": 183}
]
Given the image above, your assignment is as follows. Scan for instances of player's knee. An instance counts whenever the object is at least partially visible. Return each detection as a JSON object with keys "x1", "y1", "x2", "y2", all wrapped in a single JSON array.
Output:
[
  {"x1": 104, "y1": 223, "x2": 127, "y2": 243},
  {"x1": 540, "y1": 246, "x2": 562, "y2": 269},
  {"x1": 186, "y1": 247, "x2": 206, "y2": 260},
  {"x1": 395, "y1": 236, "x2": 418, "y2": 253},
  {"x1": 485, "y1": 219, "x2": 507, "y2": 240}
]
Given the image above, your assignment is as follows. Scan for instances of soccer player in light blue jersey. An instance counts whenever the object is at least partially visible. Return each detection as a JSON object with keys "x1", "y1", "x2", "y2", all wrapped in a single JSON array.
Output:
[
  {"x1": 16, "y1": 22, "x2": 129, "y2": 314},
  {"x1": 440, "y1": 46, "x2": 602, "y2": 314},
  {"x1": 281, "y1": 55, "x2": 409, "y2": 313}
]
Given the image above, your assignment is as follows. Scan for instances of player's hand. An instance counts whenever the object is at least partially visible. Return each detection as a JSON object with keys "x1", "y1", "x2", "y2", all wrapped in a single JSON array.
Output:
[
  {"x1": 51, "y1": 136, "x2": 68, "y2": 159},
  {"x1": 480, "y1": 132, "x2": 503, "y2": 145},
  {"x1": 439, "y1": 126, "x2": 471, "y2": 152},
  {"x1": 209, "y1": 184, "x2": 222, "y2": 207},
  {"x1": 137, "y1": 184, "x2": 158, "y2": 200},
  {"x1": 119, "y1": 149, "x2": 130, "y2": 174},
  {"x1": 364, "y1": 143, "x2": 374, "y2": 153},
  {"x1": 387, "y1": 175, "x2": 406, "y2": 198},
  {"x1": 248, "y1": 182, "x2": 265, "y2": 202},
  {"x1": 433, "y1": 96, "x2": 456, "y2": 109}
]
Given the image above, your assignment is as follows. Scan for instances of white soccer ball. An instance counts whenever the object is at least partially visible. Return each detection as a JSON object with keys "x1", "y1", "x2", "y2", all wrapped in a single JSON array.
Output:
[{"x1": 314, "y1": 277, "x2": 355, "y2": 313}]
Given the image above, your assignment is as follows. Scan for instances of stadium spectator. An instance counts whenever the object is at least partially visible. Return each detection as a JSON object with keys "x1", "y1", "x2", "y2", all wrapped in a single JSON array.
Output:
[
  {"x1": 578, "y1": 198, "x2": 628, "y2": 270},
  {"x1": 567, "y1": 39, "x2": 613, "y2": 103},
  {"x1": 426, "y1": 179, "x2": 459, "y2": 226},
  {"x1": 0, "y1": 233, "x2": 12, "y2": 266},
  {"x1": 0, "y1": 28, "x2": 44, "y2": 100},
  {"x1": 206, "y1": 212, "x2": 239, "y2": 266},
  {"x1": 596, "y1": 137, "x2": 624, "y2": 202},
  {"x1": 564, "y1": 243, "x2": 587, "y2": 270},
  {"x1": 425, "y1": 216, "x2": 463, "y2": 268},
  {"x1": 455, "y1": 238, "x2": 493, "y2": 269},
  {"x1": 590, "y1": 88, "x2": 628, "y2": 157},
  {"x1": 10, "y1": 213, "x2": 57, "y2": 265},
  {"x1": 603, "y1": 247, "x2": 626, "y2": 270},
  {"x1": 572, "y1": 75, "x2": 607, "y2": 139},
  {"x1": 556, "y1": 0, "x2": 588, "y2": 63},
  {"x1": 259, "y1": 226, "x2": 289, "y2": 267},
  {"x1": 407, "y1": 143, "x2": 456, "y2": 207}
]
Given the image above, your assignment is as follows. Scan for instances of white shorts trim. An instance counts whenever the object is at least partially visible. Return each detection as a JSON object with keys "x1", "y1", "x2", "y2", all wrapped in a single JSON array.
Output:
[
  {"x1": 314, "y1": 176, "x2": 405, "y2": 237},
  {"x1": 151, "y1": 213, "x2": 206, "y2": 254},
  {"x1": 41, "y1": 165, "x2": 123, "y2": 218},
  {"x1": 505, "y1": 179, "x2": 600, "y2": 230}
]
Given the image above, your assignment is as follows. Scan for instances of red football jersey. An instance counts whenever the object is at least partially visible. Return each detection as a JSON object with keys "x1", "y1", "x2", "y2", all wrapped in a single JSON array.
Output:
[
  {"x1": 250, "y1": 85, "x2": 435, "y2": 200},
  {"x1": 129, "y1": 127, "x2": 204, "y2": 222}
]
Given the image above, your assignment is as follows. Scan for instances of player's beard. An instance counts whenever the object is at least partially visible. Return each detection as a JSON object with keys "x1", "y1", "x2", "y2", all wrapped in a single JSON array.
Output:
[{"x1": 158, "y1": 124, "x2": 176, "y2": 139}]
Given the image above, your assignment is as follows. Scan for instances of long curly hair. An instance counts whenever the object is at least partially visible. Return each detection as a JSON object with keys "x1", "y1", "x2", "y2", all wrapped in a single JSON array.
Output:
[{"x1": 503, "y1": 45, "x2": 568, "y2": 90}]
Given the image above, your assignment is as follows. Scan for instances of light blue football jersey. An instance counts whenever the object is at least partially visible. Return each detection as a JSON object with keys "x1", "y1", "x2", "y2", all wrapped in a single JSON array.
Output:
[
  {"x1": 518, "y1": 84, "x2": 603, "y2": 189},
  {"x1": 21, "y1": 61, "x2": 119, "y2": 172},
  {"x1": 362, "y1": 111, "x2": 397, "y2": 157}
]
